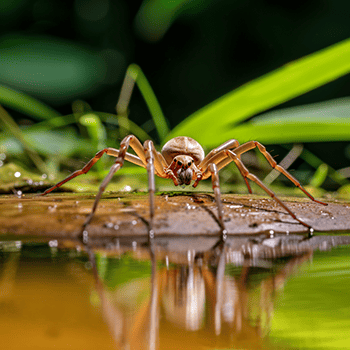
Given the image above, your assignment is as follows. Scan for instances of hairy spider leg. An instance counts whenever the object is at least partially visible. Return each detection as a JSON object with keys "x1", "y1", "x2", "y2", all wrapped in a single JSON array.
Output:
[
  {"x1": 199, "y1": 141, "x2": 328, "y2": 228},
  {"x1": 79, "y1": 135, "x2": 148, "y2": 238},
  {"x1": 143, "y1": 139, "x2": 170, "y2": 237},
  {"x1": 201, "y1": 142, "x2": 327, "y2": 206},
  {"x1": 40, "y1": 148, "x2": 145, "y2": 196},
  {"x1": 232, "y1": 141, "x2": 328, "y2": 206},
  {"x1": 77, "y1": 135, "x2": 171, "y2": 240},
  {"x1": 198, "y1": 139, "x2": 252, "y2": 193},
  {"x1": 225, "y1": 150, "x2": 312, "y2": 228},
  {"x1": 208, "y1": 163, "x2": 227, "y2": 241}
]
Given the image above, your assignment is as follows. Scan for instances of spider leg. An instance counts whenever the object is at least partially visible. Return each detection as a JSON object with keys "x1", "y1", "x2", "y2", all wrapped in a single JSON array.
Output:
[
  {"x1": 233, "y1": 141, "x2": 327, "y2": 206},
  {"x1": 208, "y1": 163, "x2": 227, "y2": 241},
  {"x1": 199, "y1": 140, "x2": 252, "y2": 193},
  {"x1": 79, "y1": 135, "x2": 146, "y2": 240},
  {"x1": 143, "y1": 140, "x2": 174, "y2": 238},
  {"x1": 203, "y1": 154, "x2": 251, "y2": 192},
  {"x1": 144, "y1": 140, "x2": 157, "y2": 238},
  {"x1": 40, "y1": 148, "x2": 145, "y2": 196},
  {"x1": 201, "y1": 139, "x2": 240, "y2": 166},
  {"x1": 226, "y1": 150, "x2": 312, "y2": 228}
]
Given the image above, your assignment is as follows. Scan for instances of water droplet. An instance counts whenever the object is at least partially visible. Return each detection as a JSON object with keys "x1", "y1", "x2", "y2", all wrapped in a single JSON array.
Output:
[
  {"x1": 82, "y1": 230, "x2": 89, "y2": 244},
  {"x1": 269, "y1": 230, "x2": 275, "y2": 238},
  {"x1": 132, "y1": 220, "x2": 137, "y2": 225},
  {"x1": 14, "y1": 171, "x2": 21, "y2": 178},
  {"x1": 222, "y1": 230, "x2": 228, "y2": 241},
  {"x1": 49, "y1": 240, "x2": 58, "y2": 248},
  {"x1": 114, "y1": 224, "x2": 119, "y2": 230},
  {"x1": 17, "y1": 203, "x2": 23, "y2": 209},
  {"x1": 41, "y1": 174, "x2": 47, "y2": 179},
  {"x1": 48, "y1": 204, "x2": 57, "y2": 212}
]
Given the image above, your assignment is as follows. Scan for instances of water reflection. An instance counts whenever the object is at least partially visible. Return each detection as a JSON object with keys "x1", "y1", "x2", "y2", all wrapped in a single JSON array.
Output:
[
  {"x1": 1, "y1": 235, "x2": 349, "y2": 349},
  {"x1": 86, "y1": 238, "x2": 313, "y2": 350}
]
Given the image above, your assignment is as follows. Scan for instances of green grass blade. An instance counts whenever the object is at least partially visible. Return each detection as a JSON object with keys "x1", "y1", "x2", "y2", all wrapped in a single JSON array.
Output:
[
  {"x1": 298, "y1": 147, "x2": 348, "y2": 186},
  {"x1": 168, "y1": 38, "x2": 350, "y2": 144},
  {"x1": 0, "y1": 84, "x2": 61, "y2": 120},
  {"x1": 309, "y1": 163, "x2": 328, "y2": 187},
  {"x1": 79, "y1": 113, "x2": 107, "y2": 175},
  {"x1": 79, "y1": 113, "x2": 107, "y2": 150},
  {"x1": 0, "y1": 105, "x2": 49, "y2": 174},
  {"x1": 119, "y1": 64, "x2": 169, "y2": 143},
  {"x1": 116, "y1": 115, "x2": 152, "y2": 142}
]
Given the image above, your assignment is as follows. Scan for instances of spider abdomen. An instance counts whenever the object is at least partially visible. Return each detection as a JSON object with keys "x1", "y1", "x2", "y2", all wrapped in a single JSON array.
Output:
[{"x1": 161, "y1": 136, "x2": 205, "y2": 165}]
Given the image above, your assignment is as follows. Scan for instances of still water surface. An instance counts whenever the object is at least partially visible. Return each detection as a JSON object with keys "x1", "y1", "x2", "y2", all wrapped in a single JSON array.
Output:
[{"x1": 0, "y1": 236, "x2": 349, "y2": 350}]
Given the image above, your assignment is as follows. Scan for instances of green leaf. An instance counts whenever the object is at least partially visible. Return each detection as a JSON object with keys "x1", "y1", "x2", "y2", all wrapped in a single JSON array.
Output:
[
  {"x1": 309, "y1": 163, "x2": 328, "y2": 188},
  {"x1": 118, "y1": 64, "x2": 169, "y2": 143},
  {"x1": 167, "y1": 38, "x2": 350, "y2": 147},
  {"x1": 0, "y1": 84, "x2": 60, "y2": 120},
  {"x1": 0, "y1": 34, "x2": 118, "y2": 104},
  {"x1": 226, "y1": 97, "x2": 350, "y2": 144},
  {"x1": 0, "y1": 105, "x2": 49, "y2": 174},
  {"x1": 79, "y1": 113, "x2": 107, "y2": 150}
]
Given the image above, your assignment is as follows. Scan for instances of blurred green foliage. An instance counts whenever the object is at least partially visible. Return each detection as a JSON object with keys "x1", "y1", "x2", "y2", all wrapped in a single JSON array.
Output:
[{"x1": 0, "y1": 0, "x2": 349, "y2": 196}]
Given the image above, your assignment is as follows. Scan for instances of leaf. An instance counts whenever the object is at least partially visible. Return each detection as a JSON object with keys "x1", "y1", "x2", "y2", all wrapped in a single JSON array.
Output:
[
  {"x1": 0, "y1": 34, "x2": 120, "y2": 104},
  {"x1": 227, "y1": 97, "x2": 350, "y2": 144},
  {"x1": 79, "y1": 113, "x2": 107, "y2": 150},
  {"x1": 0, "y1": 105, "x2": 48, "y2": 174},
  {"x1": 117, "y1": 64, "x2": 169, "y2": 143},
  {"x1": 0, "y1": 84, "x2": 60, "y2": 120},
  {"x1": 167, "y1": 38, "x2": 350, "y2": 146}
]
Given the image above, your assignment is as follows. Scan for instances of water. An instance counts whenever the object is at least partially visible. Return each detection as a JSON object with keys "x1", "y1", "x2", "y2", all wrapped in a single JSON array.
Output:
[{"x1": 0, "y1": 235, "x2": 349, "y2": 350}]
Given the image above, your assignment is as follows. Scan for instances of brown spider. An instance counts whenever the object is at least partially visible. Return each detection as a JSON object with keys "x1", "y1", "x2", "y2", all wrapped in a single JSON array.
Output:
[{"x1": 41, "y1": 135, "x2": 327, "y2": 240}]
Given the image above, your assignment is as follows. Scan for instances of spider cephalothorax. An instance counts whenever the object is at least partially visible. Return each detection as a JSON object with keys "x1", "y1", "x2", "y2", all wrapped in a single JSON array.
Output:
[{"x1": 172, "y1": 155, "x2": 195, "y2": 186}]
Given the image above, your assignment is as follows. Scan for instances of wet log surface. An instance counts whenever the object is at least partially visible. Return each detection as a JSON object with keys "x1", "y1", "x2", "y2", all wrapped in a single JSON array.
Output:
[{"x1": 1, "y1": 192, "x2": 349, "y2": 239}]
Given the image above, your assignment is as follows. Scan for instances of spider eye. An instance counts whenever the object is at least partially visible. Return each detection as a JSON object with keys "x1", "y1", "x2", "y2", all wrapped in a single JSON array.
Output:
[
  {"x1": 177, "y1": 161, "x2": 182, "y2": 166},
  {"x1": 188, "y1": 162, "x2": 191, "y2": 166}
]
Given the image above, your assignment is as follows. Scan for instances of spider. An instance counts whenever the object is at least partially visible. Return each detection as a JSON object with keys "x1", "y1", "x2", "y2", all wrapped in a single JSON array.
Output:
[{"x1": 41, "y1": 134, "x2": 327, "y2": 240}]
